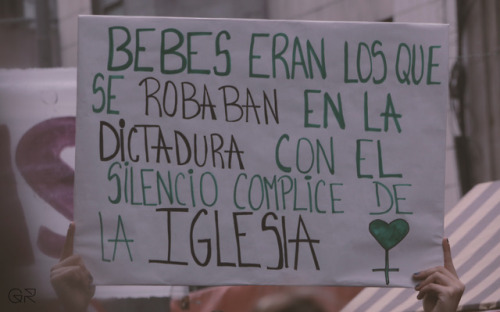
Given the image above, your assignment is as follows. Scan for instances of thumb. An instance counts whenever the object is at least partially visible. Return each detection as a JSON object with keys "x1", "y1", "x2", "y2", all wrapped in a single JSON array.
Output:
[
  {"x1": 60, "y1": 222, "x2": 75, "y2": 260},
  {"x1": 443, "y1": 237, "x2": 458, "y2": 277}
]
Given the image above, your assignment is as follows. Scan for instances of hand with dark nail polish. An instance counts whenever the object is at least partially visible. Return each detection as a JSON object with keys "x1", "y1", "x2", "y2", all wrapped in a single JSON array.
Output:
[{"x1": 412, "y1": 238, "x2": 464, "y2": 312}]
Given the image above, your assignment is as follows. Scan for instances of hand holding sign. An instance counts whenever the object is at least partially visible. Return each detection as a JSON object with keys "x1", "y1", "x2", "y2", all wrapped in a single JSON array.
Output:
[
  {"x1": 413, "y1": 238, "x2": 464, "y2": 312},
  {"x1": 50, "y1": 223, "x2": 95, "y2": 312}
]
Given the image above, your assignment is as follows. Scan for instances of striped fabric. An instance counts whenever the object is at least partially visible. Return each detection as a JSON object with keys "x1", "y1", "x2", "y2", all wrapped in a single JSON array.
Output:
[{"x1": 341, "y1": 181, "x2": 500, "y2": 312}]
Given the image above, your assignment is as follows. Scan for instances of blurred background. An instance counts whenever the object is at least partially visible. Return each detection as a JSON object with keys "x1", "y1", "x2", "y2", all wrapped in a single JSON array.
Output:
[{"x1": 1, "y1": 0, "x2": 499, "y2": 311}]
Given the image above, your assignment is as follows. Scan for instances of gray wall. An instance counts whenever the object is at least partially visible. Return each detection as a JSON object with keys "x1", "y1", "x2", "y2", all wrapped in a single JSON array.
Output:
[
  {"x1": 94, "y1": 0, "x2": 268, "y2": 19},
  {"x1": 457, "y1": 0, "x2": 500, "y2": 191}
]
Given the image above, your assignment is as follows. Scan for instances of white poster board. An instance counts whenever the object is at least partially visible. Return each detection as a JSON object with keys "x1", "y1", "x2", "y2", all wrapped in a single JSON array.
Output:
[
  {"x1": 75, "y1": 16, "x2": 448, "y2": 287},
  {"x1": 0, "y1": 69, "x2": 77, "y2": 301},
  {"x1": 0, "y1": 68, "x2": 178, "y2": 306}
]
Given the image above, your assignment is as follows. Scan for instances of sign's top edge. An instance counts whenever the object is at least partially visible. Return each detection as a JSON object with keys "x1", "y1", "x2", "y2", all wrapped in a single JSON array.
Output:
[{"x1": 77, "y1": 14, "x2": 449, "y2": 27}]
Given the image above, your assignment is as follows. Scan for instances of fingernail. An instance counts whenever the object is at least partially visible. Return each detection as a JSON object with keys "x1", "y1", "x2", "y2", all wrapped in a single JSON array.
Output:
[
  {"x1": 413, "y1": 272, "x2": 420, "y2": 276},
  {"x1": 415, "y1": 283, "x2": 420, "y2": 289}
]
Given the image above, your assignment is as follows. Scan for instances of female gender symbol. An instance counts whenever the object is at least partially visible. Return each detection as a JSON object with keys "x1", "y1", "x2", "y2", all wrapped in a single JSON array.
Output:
[{"x1": 369, "y1": 219, "x2": 409, "y2": 285}]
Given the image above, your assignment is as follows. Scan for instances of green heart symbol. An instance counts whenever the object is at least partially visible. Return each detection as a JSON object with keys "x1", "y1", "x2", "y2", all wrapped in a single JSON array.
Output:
[{"x1": 369, "y1": 219, "x2": 409, "y2": 251}]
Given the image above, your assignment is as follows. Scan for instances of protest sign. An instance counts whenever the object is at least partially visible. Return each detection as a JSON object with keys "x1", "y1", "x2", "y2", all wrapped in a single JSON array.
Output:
[
  {"x1": 0, "y1": 68, "x2": 175, "y2": 304},
  {"x1": 75, "y1": 16, "x2": 448, "y2": 287},
  {"x1": 0, "y1": 69, "x2": 77, "y2": 300}
]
